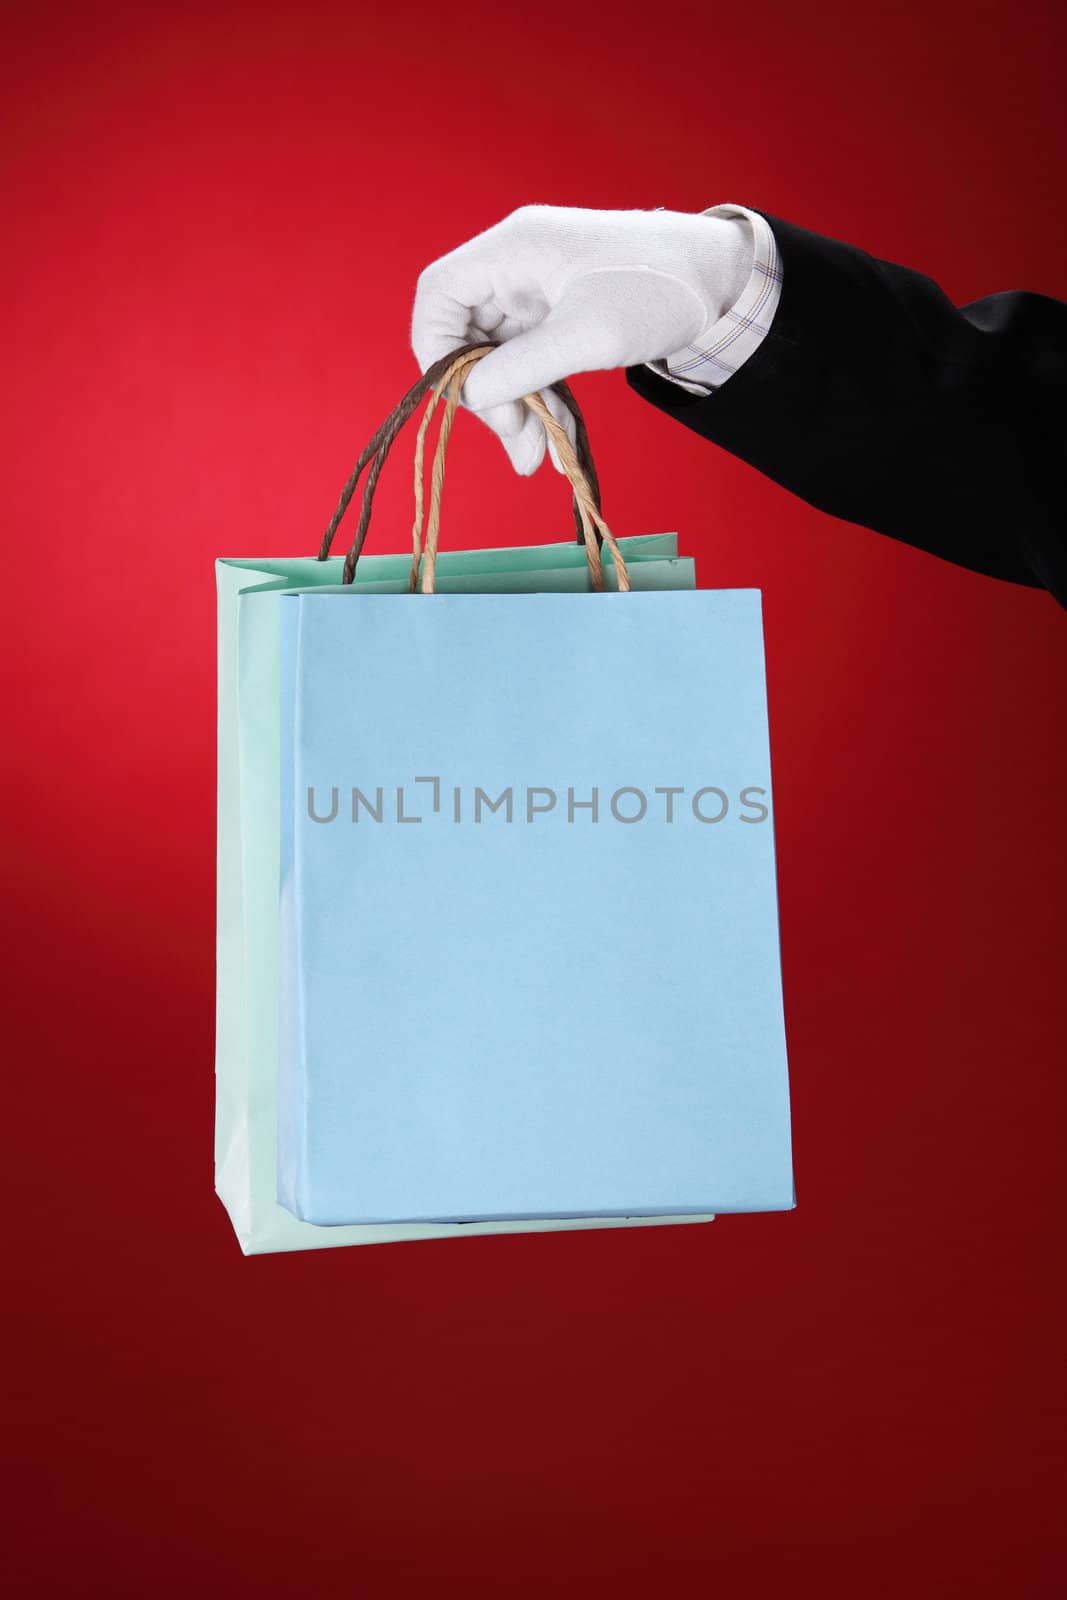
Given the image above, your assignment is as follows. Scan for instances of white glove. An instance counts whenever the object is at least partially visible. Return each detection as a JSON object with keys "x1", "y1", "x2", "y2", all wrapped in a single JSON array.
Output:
[{"x1": 411, "y1": 204, "x2": 753, "y2": 475}]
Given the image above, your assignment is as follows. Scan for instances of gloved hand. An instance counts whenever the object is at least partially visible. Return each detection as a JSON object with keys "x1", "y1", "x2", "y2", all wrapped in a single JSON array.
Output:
[{"x1": 410, "y1": 205, "x2": 753, "y2": 475}]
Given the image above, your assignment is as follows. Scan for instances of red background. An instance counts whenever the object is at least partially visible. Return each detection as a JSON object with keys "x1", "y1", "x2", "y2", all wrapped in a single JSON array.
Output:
[{"x1": 3, "y1": 2, "x2": 1065, "y2": 1594}]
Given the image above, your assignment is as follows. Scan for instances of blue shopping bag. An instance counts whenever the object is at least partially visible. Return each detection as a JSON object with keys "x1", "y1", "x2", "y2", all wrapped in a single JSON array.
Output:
[{"x1": 275, "y1": 345, "x2": 794, "y2": 1227}]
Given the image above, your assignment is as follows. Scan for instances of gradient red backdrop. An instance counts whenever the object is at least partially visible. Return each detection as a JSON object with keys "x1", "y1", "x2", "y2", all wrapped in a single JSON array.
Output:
[{"x1": 3, "y1": 2, "x2": 1065, "y2": 1595}]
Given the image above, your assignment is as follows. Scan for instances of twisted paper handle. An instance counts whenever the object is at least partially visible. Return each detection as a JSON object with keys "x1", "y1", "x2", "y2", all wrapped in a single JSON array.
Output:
[
  {"x1": 413, "y1": 348, "x2": 630, "y2": 594},
  {"x1": 317, "y1": 341, "x2": 628, "y2": 593}
]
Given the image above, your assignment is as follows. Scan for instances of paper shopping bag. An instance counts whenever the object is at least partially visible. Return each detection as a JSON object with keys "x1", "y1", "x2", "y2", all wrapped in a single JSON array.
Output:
[
  {"x1": 273, "y1": 343, "x2": 794, "y2": 1228},
  {"x1": 277, "y1": 587, "x2": 794, "y2": 1224}
]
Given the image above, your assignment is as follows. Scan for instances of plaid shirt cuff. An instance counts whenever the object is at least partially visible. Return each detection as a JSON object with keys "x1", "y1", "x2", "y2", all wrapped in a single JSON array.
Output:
[{"x1": 644, "y1": 204, "x2": 783, "y2": 395}]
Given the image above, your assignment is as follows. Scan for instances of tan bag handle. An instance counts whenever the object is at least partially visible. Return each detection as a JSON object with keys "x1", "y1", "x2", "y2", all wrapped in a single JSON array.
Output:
[{"x1": 317, "y1": 343, "x2": 630, "y2": 593}]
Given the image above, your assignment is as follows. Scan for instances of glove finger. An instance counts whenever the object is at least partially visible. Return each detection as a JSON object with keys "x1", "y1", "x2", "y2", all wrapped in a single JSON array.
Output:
[
  {"x1": 496, "y1": 408, "x2": 547, "y2": 477},
  {"x1": 465, "y1": 397, "x2": 527, "y2": 440},
  {"x1": 460, "y1": 317, "x2": 584, "y2": 414},
  {"x1": 411, "y1": 285, "x2": 474, "y2": 375},
  {"x1": 460, "y1": 398, "x2": 546, "y2": 476},
  {"x1": 410, "y1": 232, "x2": 502, "y2": 365}
]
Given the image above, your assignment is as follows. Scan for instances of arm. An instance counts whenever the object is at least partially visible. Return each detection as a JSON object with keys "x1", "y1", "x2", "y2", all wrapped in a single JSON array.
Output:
[{"x1": 627, "y1": 210, "x2": 1067, "y2": 606}]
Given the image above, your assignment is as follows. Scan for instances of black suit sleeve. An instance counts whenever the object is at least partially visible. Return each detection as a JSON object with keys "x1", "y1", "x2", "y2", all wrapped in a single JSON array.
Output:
[{"x1": 625, "y1": 210, "x2": 1067, "y2": 609}]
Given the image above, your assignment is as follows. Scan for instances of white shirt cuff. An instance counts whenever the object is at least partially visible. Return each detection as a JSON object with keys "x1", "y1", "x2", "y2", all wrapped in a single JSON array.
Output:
[{"x1": 644, "y1": 203, "x2": 783, "y2": 395}]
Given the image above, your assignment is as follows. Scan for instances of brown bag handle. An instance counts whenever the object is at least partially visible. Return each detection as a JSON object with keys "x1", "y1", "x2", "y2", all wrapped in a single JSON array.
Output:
[{"x1": 317, "y1": 343, "x2": 629, "y2": 593}]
